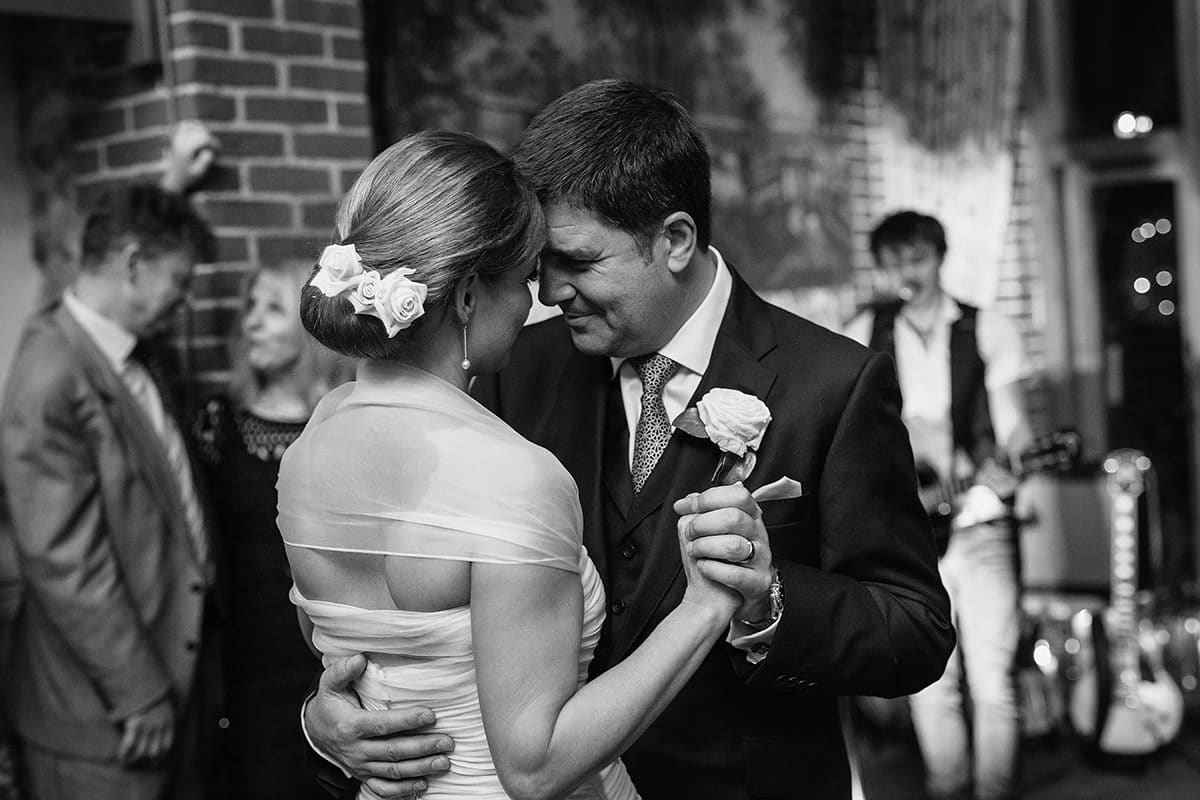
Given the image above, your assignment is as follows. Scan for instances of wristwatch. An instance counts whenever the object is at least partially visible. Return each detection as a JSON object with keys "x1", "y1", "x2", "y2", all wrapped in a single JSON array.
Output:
[{"x1": 737, "y1": 568, "x2": 784, "y2": 629}]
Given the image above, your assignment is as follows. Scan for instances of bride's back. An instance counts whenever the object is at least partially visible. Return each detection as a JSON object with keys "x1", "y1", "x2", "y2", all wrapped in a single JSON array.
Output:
[{"x1": 279, "y1": 364, "x2": 584, "y2": 615}]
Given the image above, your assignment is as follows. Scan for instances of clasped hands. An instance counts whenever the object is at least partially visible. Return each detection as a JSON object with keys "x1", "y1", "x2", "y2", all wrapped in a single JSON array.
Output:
[
  {"x1": 674, "y1": 483, "x2": 776, "y2": 624},
  {"x1": 303, "y1": 484, "x2": 773, "y2": 798}
]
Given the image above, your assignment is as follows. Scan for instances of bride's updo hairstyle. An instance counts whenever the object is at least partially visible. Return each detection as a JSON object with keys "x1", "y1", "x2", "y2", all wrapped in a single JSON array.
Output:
[{"x1": 300, "y1": 130, "x2": 545, "y2": 360}]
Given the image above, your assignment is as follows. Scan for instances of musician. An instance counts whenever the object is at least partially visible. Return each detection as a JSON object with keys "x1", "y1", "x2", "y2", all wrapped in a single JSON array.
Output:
[{"x1": 843, "y1": 210, "x2": 1033, "y2": 800}]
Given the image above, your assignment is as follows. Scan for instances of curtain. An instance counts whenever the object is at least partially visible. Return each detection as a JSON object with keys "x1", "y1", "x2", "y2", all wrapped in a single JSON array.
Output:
[{"x1": 871, "y1": 0, "x2": 1026, "y2": 306}]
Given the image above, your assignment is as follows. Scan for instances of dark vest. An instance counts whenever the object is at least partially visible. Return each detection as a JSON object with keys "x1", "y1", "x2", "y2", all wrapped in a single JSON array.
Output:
[
  {"x1": 867, "y1": 299, "x2": 996, "y2": 465},
  {"x1": 593, "y1": 377, "x2": 634, "y2": 675}
]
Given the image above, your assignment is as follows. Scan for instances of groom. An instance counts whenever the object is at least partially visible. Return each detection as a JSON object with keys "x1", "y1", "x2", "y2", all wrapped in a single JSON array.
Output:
[{"x1": 303, "y1": 80, "x2": 954, "y2": 799}]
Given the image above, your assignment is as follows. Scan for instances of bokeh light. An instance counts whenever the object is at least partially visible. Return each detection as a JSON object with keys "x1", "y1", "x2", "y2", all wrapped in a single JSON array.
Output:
[{"x1": 1114, "y1": 111, "x2": 1137, "y2": 138}]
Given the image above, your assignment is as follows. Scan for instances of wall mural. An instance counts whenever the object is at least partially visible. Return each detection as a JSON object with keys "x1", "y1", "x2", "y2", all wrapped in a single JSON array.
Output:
[{"x1": 362, "y1": 0, "x2": 863, "y2": 307}]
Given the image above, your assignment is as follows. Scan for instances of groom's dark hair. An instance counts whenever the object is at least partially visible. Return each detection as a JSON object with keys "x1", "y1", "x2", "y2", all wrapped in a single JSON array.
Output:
[{"x1": 512, "y1": 79, "x2": 711, "y2": 257}]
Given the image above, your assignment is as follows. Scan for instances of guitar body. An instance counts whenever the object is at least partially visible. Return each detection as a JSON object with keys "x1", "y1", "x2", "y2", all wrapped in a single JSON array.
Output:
[
  {"x1": 1067, "y1": 450, "x2": 1184, "y2": 758},
  {"x1": 1068, "y1": 609, "x2": 1184, "y2": 755},
  {"x1": 911, "y1": 428, "x2": 1081, "y2": 555}
]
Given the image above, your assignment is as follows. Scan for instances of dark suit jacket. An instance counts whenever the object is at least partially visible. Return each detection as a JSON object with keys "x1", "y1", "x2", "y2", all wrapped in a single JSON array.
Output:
[
  {"x1": 0, "y1": 303, "x2": 212, "y2": 761},
  {"x1": 473, "y1": 271, "x2": 954, "y2": 799}
]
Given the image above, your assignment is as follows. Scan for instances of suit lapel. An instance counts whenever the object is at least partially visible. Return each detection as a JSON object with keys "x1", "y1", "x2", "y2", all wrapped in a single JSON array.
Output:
[
  {"x1": 601, "y1": 378, "x2": 633, "y2": 517},
  {"x1": 53, "y1": 306, "x2": 199, "y2": 566},
  {"x1": 538, "y1": 348, "x2": 613, "y2": 579},
  {"x1": 612, "y1": 272, "x2": 781, "y2": 661}
]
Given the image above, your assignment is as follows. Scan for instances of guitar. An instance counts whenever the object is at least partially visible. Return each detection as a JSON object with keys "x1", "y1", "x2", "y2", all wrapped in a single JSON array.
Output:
[
  {"x1": 914, "y1": 428, "x2": 1082, "y2": 547},
  {"x1": 1068, "y1": 449, "x2": 1184, "y2": 757}
]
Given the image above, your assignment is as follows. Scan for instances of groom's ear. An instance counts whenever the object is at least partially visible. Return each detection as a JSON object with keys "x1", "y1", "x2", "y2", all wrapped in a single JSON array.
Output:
[
  {"x1": 661, "y1": 212, "x2": 697, "y2": 275},
  {"x1": 454, "y1": 274, "x2": 478, "y2": 326}
]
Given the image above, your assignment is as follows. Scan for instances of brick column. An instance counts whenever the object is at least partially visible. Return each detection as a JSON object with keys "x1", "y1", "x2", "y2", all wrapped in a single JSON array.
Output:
[{"x1": 68, "y1": 0, "x2": 373, "y2": 396}]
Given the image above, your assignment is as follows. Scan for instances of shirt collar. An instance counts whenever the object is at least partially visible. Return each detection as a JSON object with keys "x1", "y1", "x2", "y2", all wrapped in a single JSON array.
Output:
[
  {"x1": 610, "y1": 246, "x2": 733, "y2": 379},
  {"x1": 898, "y1": 290, "x2": 961, "y2": 329},
  {"x1": 62, "y1": 289, "x2": 138, "y2": 370}
]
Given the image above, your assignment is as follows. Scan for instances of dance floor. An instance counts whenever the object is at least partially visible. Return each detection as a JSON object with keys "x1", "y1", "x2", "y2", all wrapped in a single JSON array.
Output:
[{"x1": 854, "y1": 705, "x2": 1200, "y2": 799}]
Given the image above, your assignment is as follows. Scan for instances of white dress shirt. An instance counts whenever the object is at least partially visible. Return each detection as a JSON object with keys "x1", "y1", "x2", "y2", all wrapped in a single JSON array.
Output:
[
  {"x1": 62, "y1": 290, "x2": 138, "y2": 374},
  {"x1": 842, "y1": 293, "x2": 1027, "y2": 476},
  {"x1": 611, "y1": 247, "x2": 733, "y2": 466},
  {"x1": 604, "y1": 249, "x2": 777, "y2": 659}
]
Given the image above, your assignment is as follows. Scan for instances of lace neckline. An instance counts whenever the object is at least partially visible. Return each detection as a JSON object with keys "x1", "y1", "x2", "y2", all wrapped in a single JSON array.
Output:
[{"x1": 235, "y1": 407, "x2": 306, "y2": 462}]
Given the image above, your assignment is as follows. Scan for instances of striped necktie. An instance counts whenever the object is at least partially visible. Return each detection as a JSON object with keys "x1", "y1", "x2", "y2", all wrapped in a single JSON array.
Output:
[{"x1": 123, "y1": 346, "x2": 210, "y2": 574}]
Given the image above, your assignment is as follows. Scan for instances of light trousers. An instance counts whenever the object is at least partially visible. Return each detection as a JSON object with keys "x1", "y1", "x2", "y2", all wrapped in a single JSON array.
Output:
[
  {"x1": 909, "y1": 521, "x2": 1020, "y2": 800},
  {"x1": 21, "y1": 674, "x2": 211, "y2": 800}
]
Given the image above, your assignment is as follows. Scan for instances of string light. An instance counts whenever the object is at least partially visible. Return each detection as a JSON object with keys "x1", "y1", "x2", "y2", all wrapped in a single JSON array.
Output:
[
  {"x1": 1112, "y1": 111, "x2": 1154, "y2": 139},
  {"x1": 1114, "y1": 111, "x2": 1137, "y2": 138}
]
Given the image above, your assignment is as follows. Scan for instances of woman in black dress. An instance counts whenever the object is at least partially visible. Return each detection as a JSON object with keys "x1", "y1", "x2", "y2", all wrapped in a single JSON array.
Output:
[{"x1": 192, "y1": 259, "x2": 353, "y2": 799}]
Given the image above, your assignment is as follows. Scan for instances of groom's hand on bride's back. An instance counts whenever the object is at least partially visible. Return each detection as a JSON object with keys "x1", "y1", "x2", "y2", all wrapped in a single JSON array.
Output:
[{"x1": 306, "y1": 653, "x2": 455, "y2": 798}]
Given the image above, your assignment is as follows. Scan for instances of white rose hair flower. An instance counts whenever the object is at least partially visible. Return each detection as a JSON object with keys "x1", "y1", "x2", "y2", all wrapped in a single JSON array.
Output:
[
  {"x1": 347, "y1": 270, "x2": 383, "y2": 312},
  {"x1": 309, "y1": 244, "x2": 429, "y2": 338},
  {"x1": 309, "y1": 243, "x2": 365, "y2": 296},
  {"x1": 368, "y1": 269, "x2": 427, "y2": 337}
]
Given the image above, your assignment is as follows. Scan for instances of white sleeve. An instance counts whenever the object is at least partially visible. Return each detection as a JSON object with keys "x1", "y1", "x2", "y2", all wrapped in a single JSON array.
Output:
[
  {"x1": 976, "y1": 309, "x2": 1027, "y2": 390},
  {"x1": 726, "y1": 618, "x2": 779, "y2": 665}
]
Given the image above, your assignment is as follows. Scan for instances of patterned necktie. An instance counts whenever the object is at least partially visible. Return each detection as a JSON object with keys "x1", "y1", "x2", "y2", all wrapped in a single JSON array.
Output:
[
  {"x1": 631, "y1": 353, "x2": 680, "y2": 494},
  {"x1": 123, "y1": 347, "x2": 210, "y2": 574}
]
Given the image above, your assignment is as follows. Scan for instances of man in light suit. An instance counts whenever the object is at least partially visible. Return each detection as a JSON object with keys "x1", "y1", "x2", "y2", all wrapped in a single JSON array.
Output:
[
  {"x1": 303, "y1": 80, "x2": 955, "y2": 799},
  {"x1": 0, "y1": 183, "x2": 216, "y2": 800}
]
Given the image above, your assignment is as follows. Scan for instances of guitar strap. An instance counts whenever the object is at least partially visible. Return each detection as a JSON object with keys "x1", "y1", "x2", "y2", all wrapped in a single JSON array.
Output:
[{"x1": 868, "y1": 299, "x2": 996, "y2": 465}]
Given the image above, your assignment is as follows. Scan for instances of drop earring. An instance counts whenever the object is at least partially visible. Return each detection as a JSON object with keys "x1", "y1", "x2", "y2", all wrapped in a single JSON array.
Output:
[{"x1": 460, "y1": 324, "x2": 471, "y2": 371}]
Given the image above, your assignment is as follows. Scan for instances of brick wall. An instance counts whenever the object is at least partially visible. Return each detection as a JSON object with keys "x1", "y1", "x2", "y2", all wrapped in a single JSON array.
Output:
[
  {"x1": 63, "y1": 0, "x2": 372, "y2": 399},
  {"x1": 994, "y1": 121, "x2": 1052, "y2": 433}
]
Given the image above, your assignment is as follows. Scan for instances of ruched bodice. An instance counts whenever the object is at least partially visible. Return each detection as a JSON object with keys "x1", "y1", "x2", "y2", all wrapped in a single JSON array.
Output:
[
  {"x1": 279, "y1": 363, "x2": 638, "y2": 800},
  {"x1": 290, "y1": 549, "x2": 621, "y2": 798}
]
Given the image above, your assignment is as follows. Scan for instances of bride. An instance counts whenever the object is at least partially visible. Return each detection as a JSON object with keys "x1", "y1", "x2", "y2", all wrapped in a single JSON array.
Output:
[{"x1": 277, "y1": 130, "x2": 747, "y2": 800}]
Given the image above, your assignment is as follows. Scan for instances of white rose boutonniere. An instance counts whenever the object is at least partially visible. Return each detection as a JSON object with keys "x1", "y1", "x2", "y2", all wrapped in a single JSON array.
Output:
[{"x1": 674, "y1": 388, "x2": 772, "y2": 484}]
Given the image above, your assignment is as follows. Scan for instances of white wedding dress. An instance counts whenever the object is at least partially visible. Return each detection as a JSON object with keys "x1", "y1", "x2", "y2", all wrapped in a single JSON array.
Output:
[{"x1": 278, "y1": 361, "x2": 640, "y2": 800}]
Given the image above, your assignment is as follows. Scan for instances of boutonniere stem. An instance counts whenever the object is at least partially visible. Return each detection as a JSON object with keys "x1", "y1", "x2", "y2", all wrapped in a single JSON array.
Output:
[
  {"x1": 713, "y1": 451, "x2": 737, "y2": 485},
  {"x1": 674, "y1": 388, "x2": 771, "y2": 486}
]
